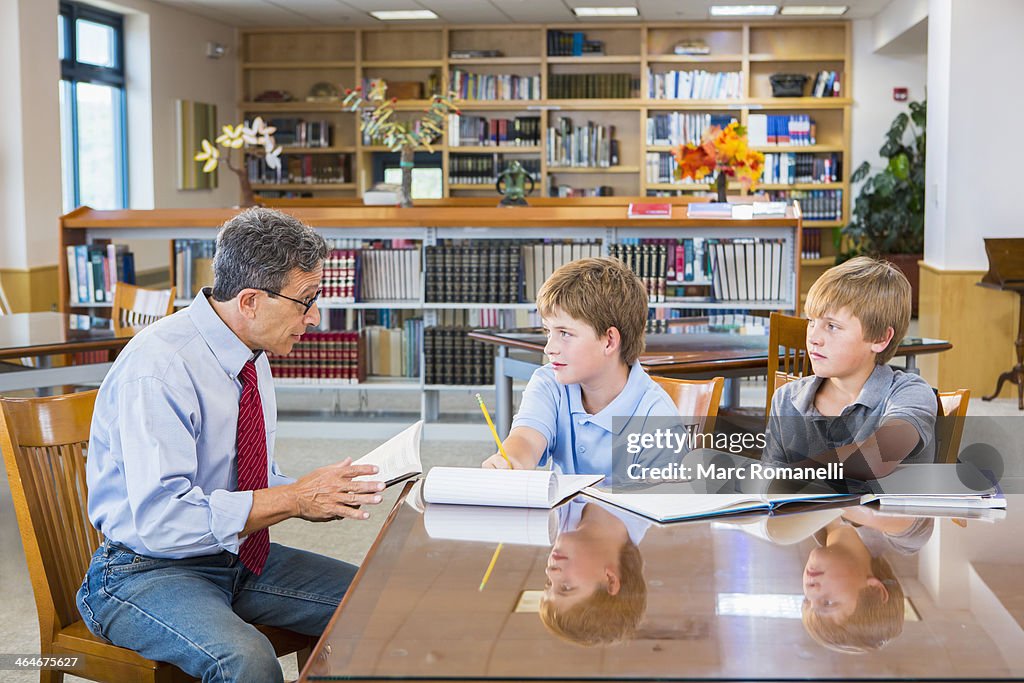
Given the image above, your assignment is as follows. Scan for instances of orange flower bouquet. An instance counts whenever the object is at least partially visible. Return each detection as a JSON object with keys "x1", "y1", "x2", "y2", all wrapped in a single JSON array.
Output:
[{"x1": 673, "y1": 121, "x2": 764, "y2": 202}]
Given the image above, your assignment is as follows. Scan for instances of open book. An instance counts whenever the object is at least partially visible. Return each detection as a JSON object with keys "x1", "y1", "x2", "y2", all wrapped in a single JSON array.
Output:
[
  {"x1": 583, "y1": 483, "x2": 848, "y2": 523},
  {"x1": 352, "y1": 421, "x2": 603, "y2": 508}
]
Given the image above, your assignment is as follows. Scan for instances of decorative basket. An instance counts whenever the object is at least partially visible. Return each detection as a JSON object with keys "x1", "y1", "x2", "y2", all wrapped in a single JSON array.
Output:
[{"x1": 769, "y1": 73, "x2": 808, "y2": 97}]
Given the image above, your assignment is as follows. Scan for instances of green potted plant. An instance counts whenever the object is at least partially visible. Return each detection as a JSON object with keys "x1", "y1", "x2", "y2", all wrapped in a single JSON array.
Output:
[{"x1": 840, "y1": 100, "x2": 926, "y2": 314}]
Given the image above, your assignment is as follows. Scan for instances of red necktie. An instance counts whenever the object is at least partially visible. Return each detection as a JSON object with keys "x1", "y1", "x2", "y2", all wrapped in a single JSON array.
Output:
[{"x1": 237, "y1": 359, "x2": 269, "y2": 574}]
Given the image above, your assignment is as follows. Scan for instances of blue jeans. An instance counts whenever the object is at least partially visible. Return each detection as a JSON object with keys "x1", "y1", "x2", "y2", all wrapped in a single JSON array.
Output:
[{"x1": 76, "y1": 540, "x2": 357, "y2": 683}]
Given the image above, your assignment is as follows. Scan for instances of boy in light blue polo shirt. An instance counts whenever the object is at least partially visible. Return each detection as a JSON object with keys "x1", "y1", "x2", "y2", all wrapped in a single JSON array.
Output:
[{"x1": 482, "y1": 257, "x2": 681, "y2": 480}]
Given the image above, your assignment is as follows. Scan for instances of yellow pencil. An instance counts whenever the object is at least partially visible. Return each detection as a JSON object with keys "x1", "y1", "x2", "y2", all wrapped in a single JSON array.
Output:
[
  {"x1": 475, "y1": 393, "x2": 512, "y2": 467},
  {"x1": 479, "y1": 543, "x2": 503, "y2": 591}
]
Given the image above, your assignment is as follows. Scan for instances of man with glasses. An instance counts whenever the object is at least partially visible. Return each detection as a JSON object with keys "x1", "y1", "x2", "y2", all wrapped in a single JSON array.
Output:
[{"x1": 77, "y1": 208, "x2": 381, "y2": 682}]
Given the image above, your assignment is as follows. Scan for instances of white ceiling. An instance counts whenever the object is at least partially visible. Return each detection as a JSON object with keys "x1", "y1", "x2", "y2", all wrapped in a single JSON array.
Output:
[{"x1": 150, "y1": 0, "x2": 893, "y2": 27}]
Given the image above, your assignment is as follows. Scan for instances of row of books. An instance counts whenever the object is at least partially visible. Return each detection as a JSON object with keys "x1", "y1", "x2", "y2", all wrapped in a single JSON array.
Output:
[
  {"x1": 609, "y1": 242, "x2": 669, "y2": 302},
  {"x1": 365, "y1": 319, "x2": 423, "y2": 378},
  {"x1": 425, "y1": 242, "x2": 522, "y2": 303},
  {"x1": 548, "y1": 73, "x2": 636, "y2": 99},
  {"x1": 611, "y1": 239, "x2": 716, "y2": 302},
  {"x1": 321, "y1": 239, "x2": 421, "y2": 303},
  {"x1": 268, "y1": 331, "x2": 367, "y2": 384},
  {"x1": 450, "y1": 69, "x2": 541, "y2": 101},
  {"x1": 265, "y1": 118, "x2": 332, "y2": 148},
  {"x1": 547, "y1": 29, "x2": 604, "y2": 56},
  {"x1": 762, "y1": 153, "x2": 842, "y2": 184},
  {"x1": 647, "y1": 69, "x2": 743, "y2": 100},
  {"x1": 247, "y1": 154, "x2": 352, "y2": 185},
  {"x1": 173, "y1": 239, "x2": 213, "y2": 299},
  {"x1": 521, "y1": 241, "x2": 603, "y2": 301},
  {"x1": 768, "y1": 189, "x2": 843, "y2": 221},
  {"x1": 747, "y1": 114, "x2": 817, "y2": 146},
  {"x1": 66, "y1": 243, "x2": 137, "y2": 306},
  {"x1": 546, "y1": 119, "x2": 620, "y2": 168},
  {"x1": 646, "y1": 112, "x2": 735, "y2": 146},
  {"x1": 706, "y1": 238, "x2": 787, "y2": 302},
  {"x1": 810, "y1": 70, "x2": 843, "y2": 97},
  {"x1": 550, "y1": 184, "x2": 615, "y2": 197},
  {"x1": 646, "y1": 152, "x2": 681, "y2": 184},
  {"x1": 448, "y1": 155, "x2": 540, "y2": 185},
  {"x1": 424, "y1": 327, "x2": 496, "y2": 386},
  {"x1": 447, "y1": 114, "x2": 541, "y2": 147},
  {"x1": 801, "y1": 228, "x2": 825, "y2": 260}
]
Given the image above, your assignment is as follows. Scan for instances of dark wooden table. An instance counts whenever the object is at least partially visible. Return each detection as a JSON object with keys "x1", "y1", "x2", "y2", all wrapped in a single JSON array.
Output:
[
  {"x1": 299, "y1": 483, "x2": 1023, "y2": 682},
  {"x1": 0, "y1": 312, "x2": 136, "y2": 392},
  {"x1": 470, "y1": 316, "x2": 952, "y2": 436}
]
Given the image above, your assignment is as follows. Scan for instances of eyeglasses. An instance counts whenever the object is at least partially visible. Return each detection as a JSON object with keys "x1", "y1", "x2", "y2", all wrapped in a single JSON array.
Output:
[{"x1": 258, "y1": 287, "x2": 322, "y2": 314}]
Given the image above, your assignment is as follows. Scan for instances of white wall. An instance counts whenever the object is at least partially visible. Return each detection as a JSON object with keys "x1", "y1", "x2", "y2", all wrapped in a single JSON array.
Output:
[
  {"x1": 4, "y1": 0, "x2": 238, "y2": 272},
  {"x1": 925, "y1": 0, "x2": 1024, "y2": 270},
  {"x1": 850, "y1": 19, "x2": 927, "y2": 179}
]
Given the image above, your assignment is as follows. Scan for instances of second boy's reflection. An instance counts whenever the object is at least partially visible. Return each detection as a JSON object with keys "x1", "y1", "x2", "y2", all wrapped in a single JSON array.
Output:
[
  {"x1": 801, "y1": 506, "x2": 933, "y2": 653},
  {"x1": 540, "y1": 499, "x2": 650, "y2": 646}
]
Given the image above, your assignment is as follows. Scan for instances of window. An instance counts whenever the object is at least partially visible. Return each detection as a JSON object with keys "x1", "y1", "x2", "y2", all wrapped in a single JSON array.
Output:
[{"x1": 59, "y1": 2, "x2": 127, "y2": 212}]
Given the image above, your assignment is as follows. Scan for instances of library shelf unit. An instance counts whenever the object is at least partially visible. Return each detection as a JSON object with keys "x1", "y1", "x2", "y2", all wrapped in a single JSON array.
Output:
[
  {"x1": 239, "y1": 20, "x2": 850, "y2": 266},
  {"x1": 59, "y1": 204, "x2": 802, "y2": 422}
]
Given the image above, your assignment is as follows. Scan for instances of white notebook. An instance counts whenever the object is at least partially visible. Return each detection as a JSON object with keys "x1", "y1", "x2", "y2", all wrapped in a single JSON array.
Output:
[{"x1": 423, "y1": 468, "x2": 603, "y2": 509}]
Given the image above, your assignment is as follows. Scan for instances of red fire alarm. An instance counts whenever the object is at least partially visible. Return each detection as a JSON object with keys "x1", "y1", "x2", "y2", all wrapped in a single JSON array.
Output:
[{"x1": 893, "y1": 87, "x2": 908, "y2": 102}]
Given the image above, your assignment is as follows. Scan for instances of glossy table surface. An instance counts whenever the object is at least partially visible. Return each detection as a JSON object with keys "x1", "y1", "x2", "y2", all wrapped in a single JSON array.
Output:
[{"x1": 301, "y1": 485, "x2": 1024, "y2": 681}]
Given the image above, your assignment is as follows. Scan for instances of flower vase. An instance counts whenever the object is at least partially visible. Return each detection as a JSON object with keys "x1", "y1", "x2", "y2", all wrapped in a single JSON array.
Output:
[
  {"x1": 715, "y1": 172, "x2": 728, "y2": 203},
  {"x1": 398, "y1": 147, "x2": 414, "y2": 208},
  {"x1": 229, "y1": 165, "x2": 258, "y2": 208}
]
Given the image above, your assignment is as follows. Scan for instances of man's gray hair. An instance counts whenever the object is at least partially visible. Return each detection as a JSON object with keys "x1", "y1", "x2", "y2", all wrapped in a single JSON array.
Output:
[{"x1": 211, "y1": 208, "x2": 328, "y2": 301}]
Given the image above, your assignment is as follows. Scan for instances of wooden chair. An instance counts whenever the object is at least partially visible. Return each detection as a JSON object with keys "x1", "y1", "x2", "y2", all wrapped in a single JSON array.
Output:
[
  {"x1": 650, "y1": 375, "x2": 725, "y2": 435},
  {"x1": 112, "y1": 283, "x2": 176, "y2": 333},
  {"x1": 935, "y1": 389, "x2": 970, "y2": 464},
  {"x1": 0, "y1": 391, "x2": 312, "y2": 683},
  {"x1": 766, "y1": 312, "x2": 811, "y2": 415}
]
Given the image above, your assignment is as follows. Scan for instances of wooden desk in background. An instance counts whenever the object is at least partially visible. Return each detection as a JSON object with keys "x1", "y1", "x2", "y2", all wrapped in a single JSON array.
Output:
[
  {"x1": 470, "y1": 316, "x2": 953, "y2": 436},
  {"x1": 0, "y1": 313, "x2": 136, "y2": 392}
]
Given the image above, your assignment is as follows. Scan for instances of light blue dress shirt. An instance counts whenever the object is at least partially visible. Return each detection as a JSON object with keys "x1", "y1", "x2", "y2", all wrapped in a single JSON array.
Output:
[
  {"x1": 87, "y1": 289, "x2": 293, "y2": 558},
  {"x1": 511, "y1": 360, "x2": 682, "y2": 479}
]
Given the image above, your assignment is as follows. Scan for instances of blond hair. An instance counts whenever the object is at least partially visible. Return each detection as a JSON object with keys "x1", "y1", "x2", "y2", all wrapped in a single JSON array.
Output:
[
  {"x1": 802, "y1": 556, "x2": 905, "y2": 653},
  {"x1": 805, "y1": 257, "x2": 911, "y2": 364},
  {"x1": 536, "y1": 257, "x2": 648, "y2": 366},
  {"x1": 539, "y1": 542, "x2": 647, "y2": 647}
]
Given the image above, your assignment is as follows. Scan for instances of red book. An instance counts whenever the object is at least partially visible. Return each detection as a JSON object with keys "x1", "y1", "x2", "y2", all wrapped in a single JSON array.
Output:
[{"x1": 627, "y1": 203, "x2": 673, "y2": 218}]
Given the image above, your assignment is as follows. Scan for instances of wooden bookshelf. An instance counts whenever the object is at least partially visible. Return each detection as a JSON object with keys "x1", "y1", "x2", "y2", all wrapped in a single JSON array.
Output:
[
  {"x1": 59, "y1": 205, "x2": 803, "y2": 421},
  {"x1": 239, "y1": 21, "x2": 851, "y2": 265}
]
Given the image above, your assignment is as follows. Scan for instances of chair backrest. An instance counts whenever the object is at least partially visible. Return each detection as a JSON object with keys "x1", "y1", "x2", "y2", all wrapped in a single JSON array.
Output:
[
  {"x1": 935, "y1": 389, "x2": 970, "y2": 464},
  {"x1": 651, "y1": 376, "x2": 725, "y2": 434},
  {"x1": 0, "y1": 391, "x2": 101, "y2": 638},
  {"x1": 766, "y1": 312, "x2": 810, "y2": 415},
  {"x1": 113, "y1": 283, "x2": 175, "y2": 331}
]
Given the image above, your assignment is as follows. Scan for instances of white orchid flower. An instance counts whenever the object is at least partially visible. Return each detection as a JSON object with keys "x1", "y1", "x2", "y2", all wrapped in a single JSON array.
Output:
[
  {"x1": 264, "y1": 145, "x2": 283, "y2": 171},
  {"x1": 194, "y1": 139, "x2": 220, "y2": 172},
  {"x1": 215, "y1": 124, "x2": 244, "y2": 149}
]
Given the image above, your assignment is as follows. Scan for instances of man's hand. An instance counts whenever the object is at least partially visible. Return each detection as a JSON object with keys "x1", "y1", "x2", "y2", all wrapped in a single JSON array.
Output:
[
  {"x1": 482, "y1": 453, "x2": 514, "y2": 469},
  {"x1": 289, "y1": 458, "x2": 386, "y2": 521}
]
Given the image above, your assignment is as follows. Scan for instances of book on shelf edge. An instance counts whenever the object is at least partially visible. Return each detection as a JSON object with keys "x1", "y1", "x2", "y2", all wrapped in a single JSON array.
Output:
[{"x1": 628, "y1": 202, "x2": 673, "y2": 218}]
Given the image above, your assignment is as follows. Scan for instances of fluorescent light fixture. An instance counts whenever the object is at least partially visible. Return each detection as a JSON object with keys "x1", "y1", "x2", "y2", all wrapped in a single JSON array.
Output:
[
  {"x1": 780, "y1": 5, "x2": 848, "y2": 15},
  {"x1": 716, "y1": 593, "x2": 804, "y2": 619},
  {"x1": 709, "y1": 4, "x2": 779, "y2": 16},
  {"x1": 572, "y1": 6, "x2": 639, "y2": 16},
  {"x1": 369, "y1": 9, "x2": 439, "y2": 20}
]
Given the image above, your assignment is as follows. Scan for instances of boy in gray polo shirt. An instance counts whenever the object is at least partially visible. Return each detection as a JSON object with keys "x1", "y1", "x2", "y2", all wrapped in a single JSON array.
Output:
[{"x1": 762, "y1": 257, "x2": 937, "y2": 481}]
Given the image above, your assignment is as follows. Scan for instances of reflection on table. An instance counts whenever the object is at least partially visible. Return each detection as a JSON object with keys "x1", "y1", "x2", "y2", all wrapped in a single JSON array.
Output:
[{"x1": 302, "y1": 487, "x2": 1023, "y2": 681}]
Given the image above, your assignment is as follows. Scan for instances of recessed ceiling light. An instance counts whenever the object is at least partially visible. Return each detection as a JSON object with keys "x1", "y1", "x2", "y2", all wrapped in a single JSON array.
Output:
[
  {"x1": 709, "y1": 5, "x2": 779, "y2": 16},
  {"x1": 780, "y1": 5, "x2": 848, "y2": 15},
  {"x1": 572, "y1": 7, "x2": 639, "y2": 17},
  {"x1": 369, "y1": 9, "x2": 439, "y2": 21}
]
